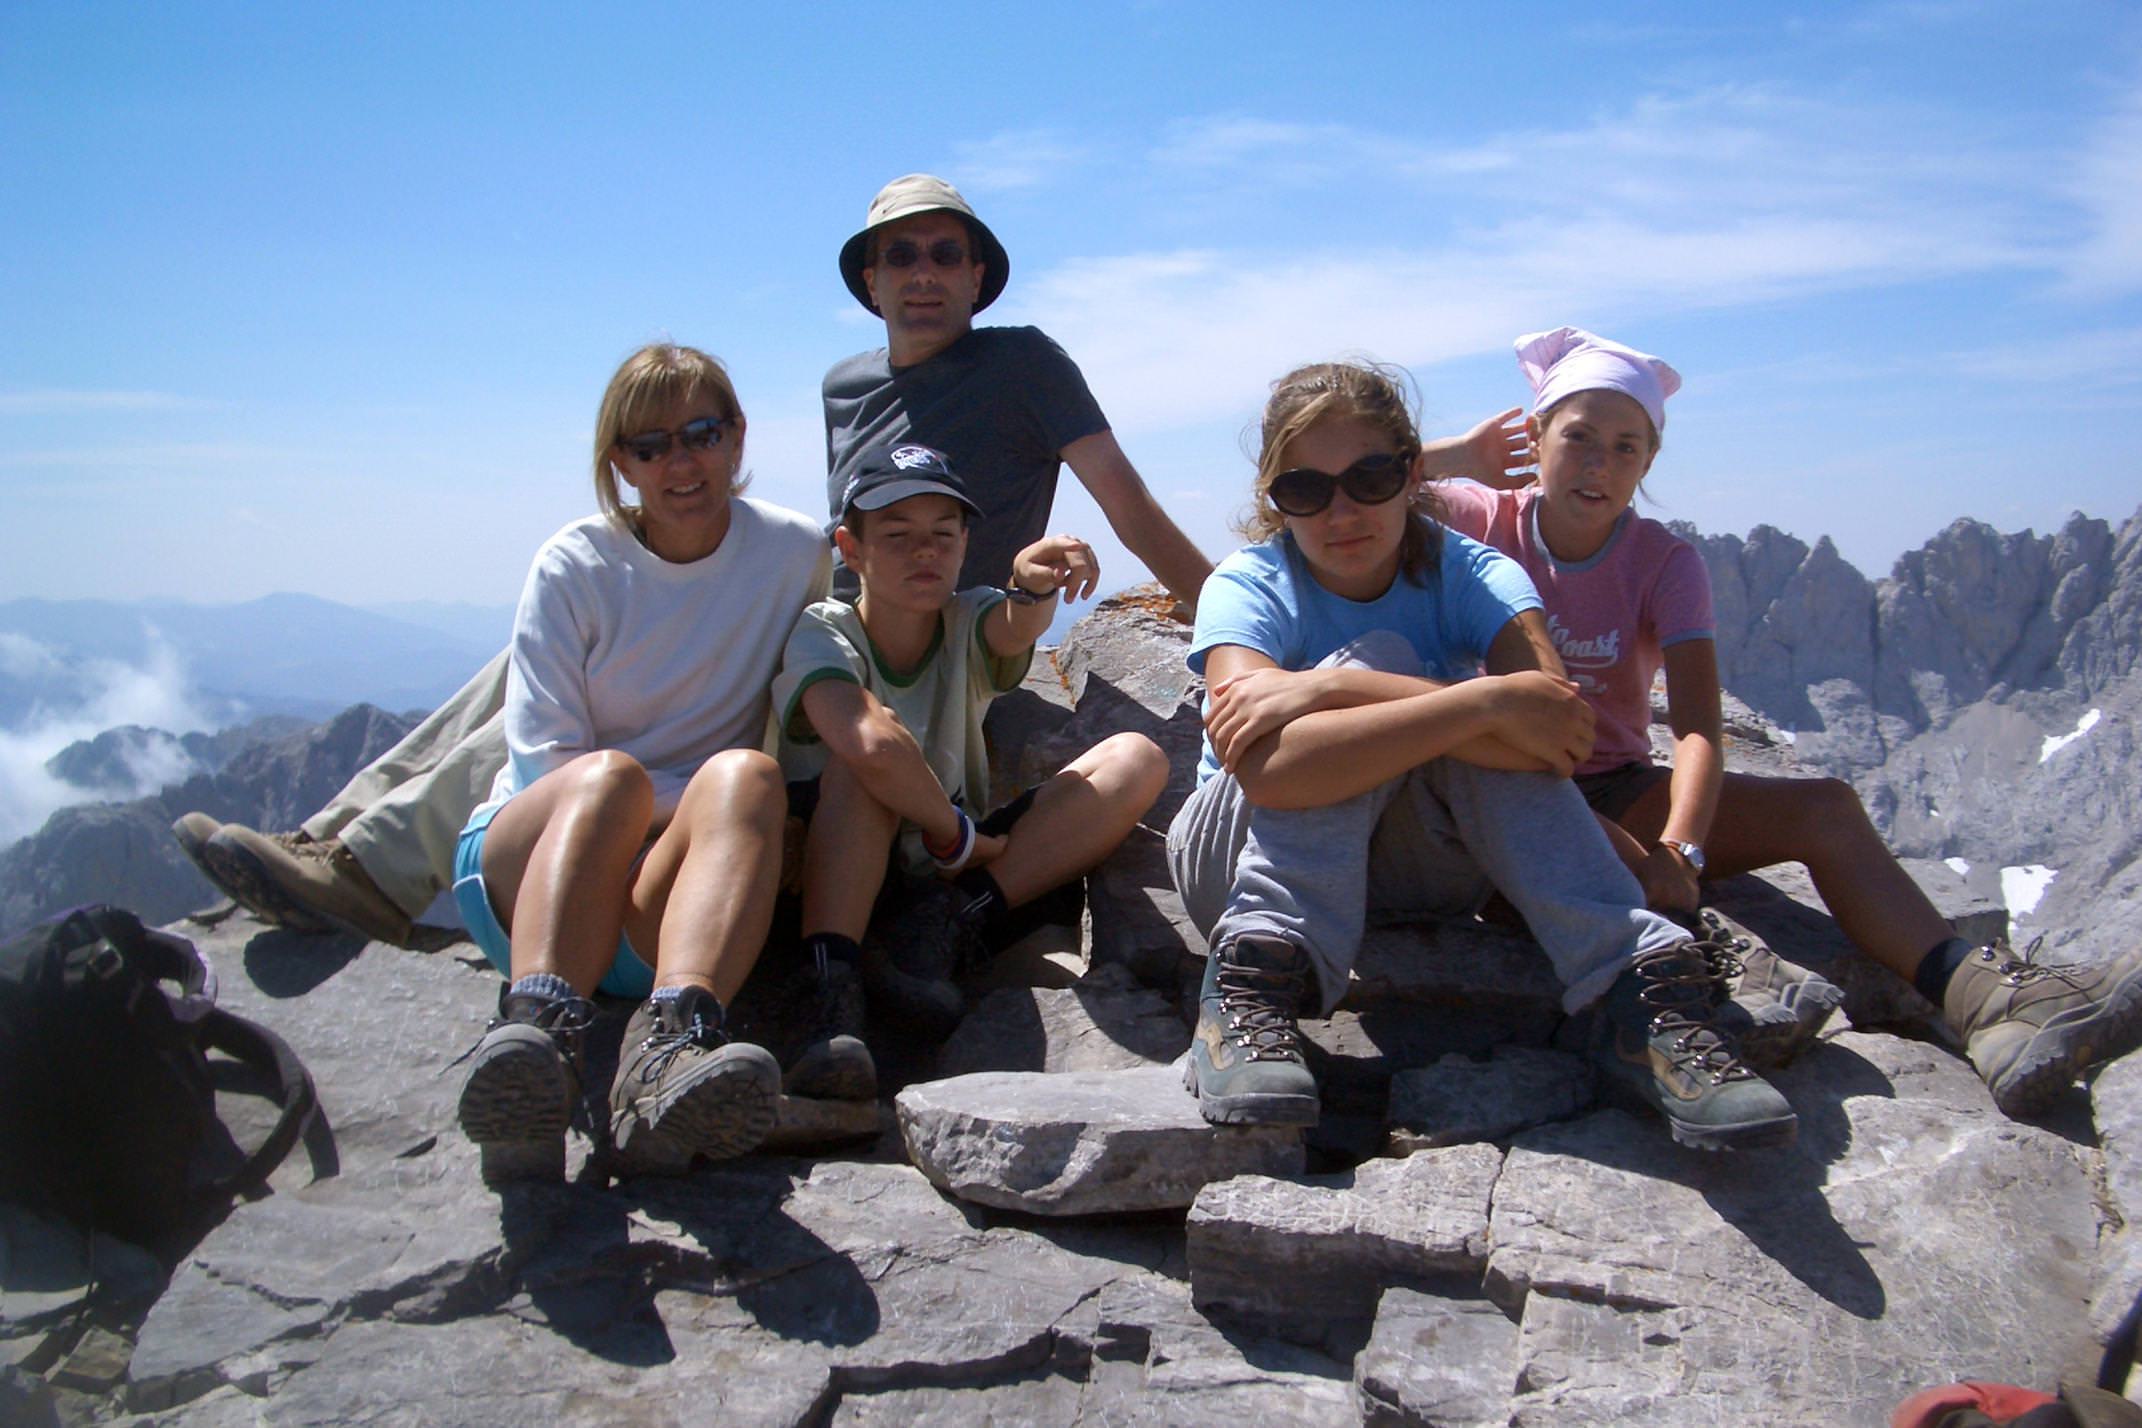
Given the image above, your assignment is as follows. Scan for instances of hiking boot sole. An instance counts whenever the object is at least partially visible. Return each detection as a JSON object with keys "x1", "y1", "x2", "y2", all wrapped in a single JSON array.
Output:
[
  {"x1": 1182, "y1": 1052, "x2": 1319, "y2": 1127},
  {"x1": 1983, "y1": 962, "x2": 2142, "y2": 1117},
  {"x1": 612, "y1": 1044, "x2": 781, "y2": 1175},
  {"x1": 200, "y1": 828, "x2": 336, "y2": 934},
  {"x1": 457, "y1": 1031, "x2": 574, "y2": 1185},
  {"x1": 1727, "y1": 979, "x2": 1847, "y2": 1072}
]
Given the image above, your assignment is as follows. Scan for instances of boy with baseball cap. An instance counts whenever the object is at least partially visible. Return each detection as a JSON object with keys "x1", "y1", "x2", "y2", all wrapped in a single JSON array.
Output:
[{"x1": 773, "y1": 443, "x2": 1168, "y2": 1057}]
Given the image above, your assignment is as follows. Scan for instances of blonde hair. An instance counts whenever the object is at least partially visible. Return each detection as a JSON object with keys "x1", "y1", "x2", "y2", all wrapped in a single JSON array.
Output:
[
  {"x1": 591, "y1": 344, "x2": 748, "y2": 526},
  {"x1": 1241, "y1": 361, "x2": 1443, "y2": 585}
]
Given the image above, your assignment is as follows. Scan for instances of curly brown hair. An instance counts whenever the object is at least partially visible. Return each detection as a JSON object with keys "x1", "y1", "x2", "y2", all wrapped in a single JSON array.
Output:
[{"x1": 1239, "y1": 361, "x2": 1443, "y2": 586}]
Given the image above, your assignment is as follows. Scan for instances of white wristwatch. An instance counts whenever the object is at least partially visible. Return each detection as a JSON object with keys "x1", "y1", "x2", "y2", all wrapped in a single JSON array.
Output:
[{"x1": 1661, "y1": 839, "x2": 1706, "y2": 875}]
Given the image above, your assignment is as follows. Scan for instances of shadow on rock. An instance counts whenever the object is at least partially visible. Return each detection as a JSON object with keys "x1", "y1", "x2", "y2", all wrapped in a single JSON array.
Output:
[
  {"x1": 496, "y1": 1183, "x2": 678, "y2": 1367},
  {"x1": 1768, "y1": 1037, "x2": 1899, "y2": 1166},
  {"x1": 621, "y1": 1168, "x2": 881, "y2": 1349},
  {"x1": 1544, "y1": 1109, "x2": 1888, "y2": 1321},
  {"x1": 240, "y1": 927, "x2": 363, "y2": 998}
]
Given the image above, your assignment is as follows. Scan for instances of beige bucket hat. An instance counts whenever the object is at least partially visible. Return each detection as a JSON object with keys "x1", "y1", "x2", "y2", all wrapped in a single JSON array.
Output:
[{"x1": 838, "y1": 174, "x2": 1010, "y2": 314}]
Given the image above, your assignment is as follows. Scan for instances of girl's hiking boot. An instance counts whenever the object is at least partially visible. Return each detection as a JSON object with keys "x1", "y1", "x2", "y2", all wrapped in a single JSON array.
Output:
[
  {"x1": 609, "y1": 987, "x2": 779, "y2": 1175},
  {"x1": 783, "y1": 954, "x2": 876, "y2": 1102},
  {"x1": 201, "y1": 822, "x2": 414, "y2": 946},
  {"x1": 1185, "y1": 936, "x2": 1320, "y2": 1127},
  {"x1": 1690, "y1": 908, "x2": 1845, "y2": 1070},
  {"x1": 1589, "y1": 939, "x2": 1799, "y2": 1152},
  {"x1": 455, "y1": 989, "x2": 595, "y2": 1185},
  {"x1": 1941, "y1": 937, "x2": 2142, "y2": 1117}
]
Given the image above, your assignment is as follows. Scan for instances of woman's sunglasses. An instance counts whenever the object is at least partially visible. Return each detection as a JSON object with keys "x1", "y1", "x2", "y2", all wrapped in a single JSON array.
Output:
[
  {"x1": 617, "y1": 416, "x2": 731, "y2": 464},
  {"x1": 1267, "y1": 451, "x2": 1413, "y2": 517}
]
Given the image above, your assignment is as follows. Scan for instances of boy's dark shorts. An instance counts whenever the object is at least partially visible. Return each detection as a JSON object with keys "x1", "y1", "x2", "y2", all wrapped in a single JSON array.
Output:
[
  {"x1": 785, "y1": 780, "x2": 1039, "y2": 843},
  {"x1": 1571, "y1": 761, "x2": 1671, "y2": 822}
]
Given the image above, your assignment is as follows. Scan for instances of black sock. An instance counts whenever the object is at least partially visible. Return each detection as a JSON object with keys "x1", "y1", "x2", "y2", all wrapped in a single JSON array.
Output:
[
  {"x1": 802, "y1": 932, "x2": 860, "y2": 980},
  {"x1": 953, "y1": 868, "x2": 1011, "y2": 944},
  {"x1": 1912, "y1": 936, "x2": 1974, "y2": 1004}
]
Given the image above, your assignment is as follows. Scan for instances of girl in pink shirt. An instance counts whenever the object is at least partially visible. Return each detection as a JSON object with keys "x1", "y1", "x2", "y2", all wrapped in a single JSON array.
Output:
[{"x1": 1436, "y1": 327, "x2": 2142, "y2": 1118}]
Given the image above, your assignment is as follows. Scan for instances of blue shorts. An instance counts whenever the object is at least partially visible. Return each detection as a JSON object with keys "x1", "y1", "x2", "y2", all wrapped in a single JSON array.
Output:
[{"x1": 452, "y1": 800, "x2": 657, "y2": 1000}]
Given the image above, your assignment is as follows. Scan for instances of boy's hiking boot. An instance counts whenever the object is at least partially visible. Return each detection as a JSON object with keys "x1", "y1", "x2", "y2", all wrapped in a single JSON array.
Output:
[
  {"x1": 1693, "y1": 908, "x2": 1845, "y2": 1070},
  {"x1": 455, "y1": 988, "x2": 595, "y2": 1185},
  {"x1": 1591, "y1": 938, "x2": 1798, "y2": 1152},
  {"x1": 1941, "y1": 937, "x2": 2142, "y2": 1117},
  {"x1": 203, "y1": 824, "x2": 413, "y2": 946},
  {"x1": 1185, "y1": 936, "x2": 1320, "y2": 1127},
  {"x1": 783, "y1": 953, "x2": 876, "y2": 1102},
  {"x1": 609, "y1": 987, "x2": 779, "y2": 1175},
  {"x1": 859, "y1": 882, "x2": 985, "y2": 1044}
]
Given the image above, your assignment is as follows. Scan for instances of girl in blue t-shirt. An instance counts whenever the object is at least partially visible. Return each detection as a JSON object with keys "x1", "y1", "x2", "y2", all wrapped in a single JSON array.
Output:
[{"x1": 1166, "y1": 360, "x2": 1797, "y2": 1153}]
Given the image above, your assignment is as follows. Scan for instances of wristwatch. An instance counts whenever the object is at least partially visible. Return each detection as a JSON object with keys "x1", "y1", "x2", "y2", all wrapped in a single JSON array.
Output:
[
  {"x1": 1004, "y1": 581, "x2": 1055, "y2": 605},
  {"x1": 1661, "y1": 839, "x2": 1707, "y2": 875}
]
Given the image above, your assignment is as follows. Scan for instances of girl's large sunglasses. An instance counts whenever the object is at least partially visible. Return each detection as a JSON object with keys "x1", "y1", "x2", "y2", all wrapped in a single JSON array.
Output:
[
  {"x1": 1267, "y1": 451, "x2": 1412, "y2": 517},
  {"x1": 617, "y1": 416, "x2": 732, "y2": 464}
]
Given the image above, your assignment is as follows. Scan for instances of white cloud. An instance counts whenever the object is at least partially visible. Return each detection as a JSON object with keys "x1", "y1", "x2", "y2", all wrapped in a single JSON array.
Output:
[
  {"x1": 2061, "y1": 79, "x2": 2142, "y2": 295},
  {"x1": 1949, "y1": 328, "x2": 2142, "y2": 387},
  {"x1": 952, "y1": 129, "x2": 1091, "y2": 192},
  {"x1": 1000, "y1": 87, "x2": 2068, "y2": 434},
  {"x1": 0, "y1": 631, "x2": 218, "y2": 846}
]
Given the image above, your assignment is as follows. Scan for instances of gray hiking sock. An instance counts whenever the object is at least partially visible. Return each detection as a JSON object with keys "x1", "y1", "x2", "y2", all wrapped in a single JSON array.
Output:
[{"x1": 509, "y1": 972, "x2": 574, "y2": 1004}]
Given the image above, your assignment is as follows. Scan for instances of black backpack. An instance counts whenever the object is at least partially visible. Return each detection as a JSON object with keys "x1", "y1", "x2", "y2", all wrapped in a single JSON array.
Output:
[{"x1": 0, "y1": 904, "x2": 315, "y2": 1259}]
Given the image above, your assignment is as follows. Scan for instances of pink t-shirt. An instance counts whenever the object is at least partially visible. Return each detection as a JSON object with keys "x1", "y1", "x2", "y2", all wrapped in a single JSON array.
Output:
[{"x1": 1437, "y1": 484, "x2": 1713, "y2": 776}]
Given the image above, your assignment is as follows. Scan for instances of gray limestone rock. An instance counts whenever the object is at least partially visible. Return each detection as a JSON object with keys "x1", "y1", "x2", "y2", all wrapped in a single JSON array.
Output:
[
  {"x1": 1489, "y1": 1032, "x2": 2102, "y2": 1422},
  {"x1": 896, "y1": 1065, "x2": 1305, "y2": 1216},
  {"x1": 1355, "y1": 1288, "x2": 1519, "y2": 1428},
  {"x1": 934, "y1": 962, "x2": 1189, "y2": 1079},
  {"x1": 1086, "y1": 823, "x2": 1206, "y2": 984},
  {"x1": 1185, "y1": 1146, "x2": 1501, "y2": 1327},
  {"x1": 1386, "y1": 1048, "x2": 1595, "y2": 1152}
]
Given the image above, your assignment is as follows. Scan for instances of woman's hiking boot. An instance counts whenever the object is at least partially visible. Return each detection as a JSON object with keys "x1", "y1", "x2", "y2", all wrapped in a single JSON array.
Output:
[
  {"x1": 455, "y1": 988, "x2": 595, "y2": 1185},
  {"x1": 609, "y1": 987, "x2": 779, "y2": 1175},
  {"x1": 1589, "y1": 938, "x2": 1798, "y2": 1151},
  {"x1": 1691, "y1": 908, "x2": 1845, "y2": 1070},
  {"x1": 1941, "y1": 937, "x2": 2142, "y2": 1117},
  {"x1": 783, "y1": 953, "x2": 877, "y2": 1102},
  {"x1": 1185, "y1": 935, "x2": 1320, "y2": 1127}
]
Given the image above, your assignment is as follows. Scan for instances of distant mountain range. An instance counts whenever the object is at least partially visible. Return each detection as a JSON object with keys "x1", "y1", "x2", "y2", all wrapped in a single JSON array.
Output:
[{"x1": 0, "y1": 593, "x2": 513, "y2": 724}]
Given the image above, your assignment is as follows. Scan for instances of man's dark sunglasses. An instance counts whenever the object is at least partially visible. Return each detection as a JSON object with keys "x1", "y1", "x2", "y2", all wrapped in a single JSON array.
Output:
[
  {"x1": 1268, "y1": 451, "x2": 1412, "y2": 517},
  {"x1": 880, "y1": 239, "x2": 970, "y2": 270},
  {"x1": 618, "y1": 416, "x2": 731, "y2": 464}
]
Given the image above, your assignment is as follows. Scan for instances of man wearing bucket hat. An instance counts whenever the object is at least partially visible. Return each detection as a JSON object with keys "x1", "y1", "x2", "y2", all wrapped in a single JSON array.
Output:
[
  {"x1": 172, "y1": 173, "x2": 1214, "y2": 961},
  {"x1": 823, "y1": 174, "x2": 1212, "y2": 607}
]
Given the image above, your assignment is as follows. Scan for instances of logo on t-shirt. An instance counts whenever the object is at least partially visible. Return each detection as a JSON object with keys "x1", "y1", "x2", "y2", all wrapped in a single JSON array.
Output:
[{"x1": 1546, "y1": 613, "x2": 1621, "y2": 692}]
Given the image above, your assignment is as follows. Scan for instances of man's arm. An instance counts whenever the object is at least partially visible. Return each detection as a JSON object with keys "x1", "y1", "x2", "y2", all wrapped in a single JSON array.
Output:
[{"x1": 1060, "y1": 429, "x2": 1213, "y2": 612}]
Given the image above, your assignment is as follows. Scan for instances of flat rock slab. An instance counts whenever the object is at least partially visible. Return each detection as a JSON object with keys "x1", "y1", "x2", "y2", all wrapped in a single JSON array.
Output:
[
  {"x1": 934, "y1": 962, "x2": 1189, "y2": 1079},
  {"x1": 1387, "y1": 1047, "x2": 1595, "y2": 1152},
  {"x1": 1341, "y1": 921, "x2": 1566, "y2": 1021},
  {"x1": 1355, "y1": 1288, "x2": 1518, "y2": 1428},
  {"x1": 2091, "y1": 1048, "x2": 2142, "y2": 1350},
  {"x1": 1186, "y1": 1146, "x2": 1502, "y2": 1326},
  {"x1": 897, "y1": 1065, "x2": 1304, "y2": 1216},
  {"x1": 1488, "y1": 1031, "x2": 2103, "y2": 1424}
]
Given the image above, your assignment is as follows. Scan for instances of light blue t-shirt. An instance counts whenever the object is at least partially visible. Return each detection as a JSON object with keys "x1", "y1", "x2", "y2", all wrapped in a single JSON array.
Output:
[{"x1": 1187, "y1": 524, "x2": 1543, "y2": 784}]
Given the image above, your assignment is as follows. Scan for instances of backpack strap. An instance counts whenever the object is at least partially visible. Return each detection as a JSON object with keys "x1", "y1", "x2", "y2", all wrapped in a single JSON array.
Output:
[{"x1": 195, "y1": 1005, "x2": 317, "y2": 1198}]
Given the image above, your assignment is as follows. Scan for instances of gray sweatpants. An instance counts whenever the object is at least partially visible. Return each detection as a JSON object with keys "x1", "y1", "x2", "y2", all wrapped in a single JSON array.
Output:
[
  {"x1": 1165, "y1": 633, "x2": 1683, "y2": 1016},
  {"x1": 301, "y1": 650, "x2": 509, "y2": 917}
]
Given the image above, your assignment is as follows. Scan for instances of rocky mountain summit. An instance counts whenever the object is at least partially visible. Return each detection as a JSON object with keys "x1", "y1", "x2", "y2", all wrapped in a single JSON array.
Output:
[
  {"x1": 1692, "y1": 504, "x2": 2142, "y2": 954},
  {"x1": 5, "y1": 511, "x2": 2141, "y2": 1424}
]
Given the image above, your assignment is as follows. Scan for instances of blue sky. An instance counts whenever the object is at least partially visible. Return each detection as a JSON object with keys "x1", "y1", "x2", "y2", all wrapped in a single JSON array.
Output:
[{"x1": 4, "y1": 1, "x2": 2139, "y2": 611}]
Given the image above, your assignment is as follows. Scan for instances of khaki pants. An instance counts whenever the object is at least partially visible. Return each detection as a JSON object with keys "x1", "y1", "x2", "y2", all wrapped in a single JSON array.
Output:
[{"x1": 301, "y1": 650, "x2": 508, "y2": 917}]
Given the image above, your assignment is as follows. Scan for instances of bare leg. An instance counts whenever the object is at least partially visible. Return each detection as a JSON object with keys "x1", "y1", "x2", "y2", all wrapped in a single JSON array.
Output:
[
  {"x1": 625, "y1": 749, "x2": 788, "y2": 1005},
  {"x1": 983, "y1": 732, "x2": 1169, "y2": 907},
  {"x1": 479, "y1": 750, "x2": 653, "y2": 993},
  {"x1": 801, "y1": 759, "x2": 901, "y2": 942},
  {"x1": 1617, "y1": 772, "x2": 1954, "y2": 980}
]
